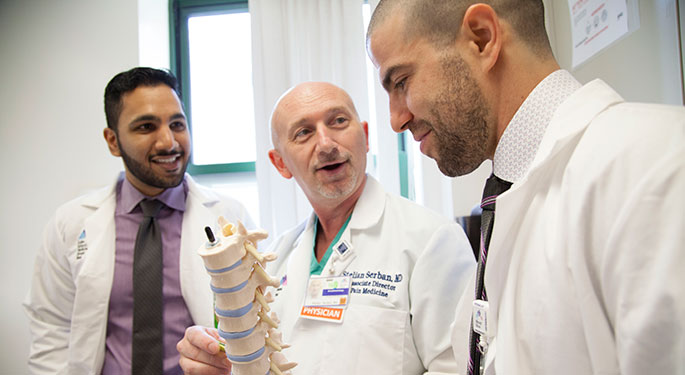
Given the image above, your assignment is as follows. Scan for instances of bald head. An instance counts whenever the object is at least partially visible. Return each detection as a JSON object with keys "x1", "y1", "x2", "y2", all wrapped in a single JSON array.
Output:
[
  {"x1": 270, "y1": 82, "x2": 361, "y2": 150},
  {"x1": 267, "y1": 81, "x2": 369, "y2": 205},
  {"x1": 367, "y1": 0, "x2": 552, "y2": 57}
]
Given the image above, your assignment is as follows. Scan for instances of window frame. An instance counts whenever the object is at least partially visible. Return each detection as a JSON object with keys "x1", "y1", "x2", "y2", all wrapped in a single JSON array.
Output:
[{"x1": 169, "y1": 0, "x2": 255, "y2": 174}]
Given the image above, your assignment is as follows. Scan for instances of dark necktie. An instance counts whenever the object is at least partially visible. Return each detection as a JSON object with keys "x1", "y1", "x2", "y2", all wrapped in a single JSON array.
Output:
[
  {"x1": 468, "y1": 174, "x2": 512, "y2": 375},
  {"x1": 132, "y1": 199, "x2": 164, "y2": 374}
]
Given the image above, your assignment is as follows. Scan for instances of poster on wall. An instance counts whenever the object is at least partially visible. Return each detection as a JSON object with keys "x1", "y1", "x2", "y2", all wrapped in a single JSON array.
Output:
[{"x1": 568, "y1": 0, "x2": 630, "y2": 68}]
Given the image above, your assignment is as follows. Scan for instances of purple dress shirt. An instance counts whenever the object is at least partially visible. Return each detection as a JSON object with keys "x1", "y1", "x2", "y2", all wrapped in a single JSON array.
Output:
[{"x1": 102, "y1": 177, "x2": 194, "y2": 375}]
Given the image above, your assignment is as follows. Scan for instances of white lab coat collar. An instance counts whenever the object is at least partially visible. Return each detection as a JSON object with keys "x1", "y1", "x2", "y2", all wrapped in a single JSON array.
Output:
[
  {"x1": 296, "y1": 174, "x2": 385, "y2": 249},
  {"x1": 297, "y1": 175, "x2": 384, "y2": 268},
  {"x1": 79, "y1": 173, "x2": 122, "y2": 209},
  {"x1": 348, "y1": 175, "x2": 385, "y2": 231},
  {"x1": 184, "y1": 174, "x2": 223, "y2": 206},
  {"x1": 531, "y1": 79, "x2": 624, "y2": 172},
  {"x1": 78, "y1": 172, "x2": 221, "y2": 210}
]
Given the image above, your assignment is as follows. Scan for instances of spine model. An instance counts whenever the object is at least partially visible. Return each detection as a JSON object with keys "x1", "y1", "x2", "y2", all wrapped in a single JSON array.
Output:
[{"x1": 198, "y1": 217, "x2": 297, "y2": 375}]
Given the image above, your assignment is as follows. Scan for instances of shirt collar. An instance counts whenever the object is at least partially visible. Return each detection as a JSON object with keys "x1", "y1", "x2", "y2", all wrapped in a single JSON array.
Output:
[
  {"x1": 493, "y1": 69, "x2": 581, "y2": 183},
  {"x1": 118, "y1": 174, "x2": 188, "y2": 214}
]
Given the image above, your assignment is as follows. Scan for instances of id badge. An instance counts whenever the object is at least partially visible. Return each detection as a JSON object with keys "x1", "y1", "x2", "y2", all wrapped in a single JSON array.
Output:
[
  {"x1": 472, "y1": 299, "x2": 490, "y2": 337},
  {"x1": 300, "y1": 275, "x2": 350, "y2": 323}
]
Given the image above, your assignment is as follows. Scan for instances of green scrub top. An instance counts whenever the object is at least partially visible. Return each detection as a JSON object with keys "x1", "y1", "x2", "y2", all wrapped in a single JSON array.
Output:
[{"x1": 309, "y1": 214, "x2": 352, "y2": 275}]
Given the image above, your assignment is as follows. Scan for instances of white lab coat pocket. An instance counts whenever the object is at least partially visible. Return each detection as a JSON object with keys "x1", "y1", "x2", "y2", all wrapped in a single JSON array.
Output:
[
  {"x1": 345, "y1": 304, "x2": 406, "y2": 374},
  {"x1": 289, "y1": 303, "x2": 407, "y2": 374}
]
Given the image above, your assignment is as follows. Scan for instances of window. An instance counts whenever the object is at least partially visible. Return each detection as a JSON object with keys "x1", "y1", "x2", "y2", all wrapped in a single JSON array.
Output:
[
  {"x1": 362, "y1": 2, "x2": 411, "y2": 199},
  {"x1": 170, "y1": 0, "x2": 260, "y2": 224},
  {"x1": 170, "y1": 0, "x2": 255, "y2": 174},
  {"x1": 170, "y1": 1, "x2": 411, "y2": 226}
]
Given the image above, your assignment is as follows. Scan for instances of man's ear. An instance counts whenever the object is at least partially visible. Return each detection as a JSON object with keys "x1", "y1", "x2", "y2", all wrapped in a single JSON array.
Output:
[
  {"x1": 268, "y1": 149, "x2": 293, "y2": 179},
  {"x1": 459, "y1": 3, "x2": 502, "y2": 72},
  {"x1": 361, "y1": 121, "x2": 370, "y2": 152},
  {"x1": 103, "y1": 127, "x2": 121, "y2": 157}
]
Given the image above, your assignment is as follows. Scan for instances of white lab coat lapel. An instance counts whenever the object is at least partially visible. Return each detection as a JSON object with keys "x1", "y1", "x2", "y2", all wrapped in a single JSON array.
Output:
[
  {"x1": 319, "y1": 176, "x2": 384, "y2": 276},
  {"x1": 282, "y1": 215, "x2": 317, "y2": 332},
  {"x1": 484, "y1": 80, "x2": 624, "y2": 339},
  {"x1": 180, "y1": 177, "x2": 219, "y2": 327},
  {"x1": 72, "y1": 183, "x2": 117, "y2": 373}
]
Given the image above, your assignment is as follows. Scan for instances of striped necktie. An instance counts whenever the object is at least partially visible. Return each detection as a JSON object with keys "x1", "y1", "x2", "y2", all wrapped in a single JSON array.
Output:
[{"x1": 468, "y1": 174, "x2": 512, "y2": 375}]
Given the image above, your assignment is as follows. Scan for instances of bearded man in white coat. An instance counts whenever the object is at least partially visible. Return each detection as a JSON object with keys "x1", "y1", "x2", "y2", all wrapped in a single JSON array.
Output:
[
  {"x1": 24, "y1": 67, "x2": 254, "y2": 375},
  {"x1": 177, "y1": 82, "x2": 476, "y2": 374},
  {"x1": 367, "y1": 1, "x2": 685, "y2": 374}
]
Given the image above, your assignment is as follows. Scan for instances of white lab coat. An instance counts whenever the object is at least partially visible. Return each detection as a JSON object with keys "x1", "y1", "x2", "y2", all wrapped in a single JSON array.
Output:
[
  {"x1": 23, "y1": 173, "x2": 254, "y2": 375},
  {"x1": 267, "y1": 176, "x2": 476, "y2": 375},
  {"x1": 450, "y1": 80, "x2": 685, "y2": 374}
]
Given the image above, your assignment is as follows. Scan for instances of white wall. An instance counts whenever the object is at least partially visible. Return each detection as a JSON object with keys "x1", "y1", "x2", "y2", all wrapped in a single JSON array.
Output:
[
  {"x1": 546, "y1": 0, "x2": 683, "y2": 105},
  {"x1": 0, "y1": 0, "x2": 139, "y2": 372}
]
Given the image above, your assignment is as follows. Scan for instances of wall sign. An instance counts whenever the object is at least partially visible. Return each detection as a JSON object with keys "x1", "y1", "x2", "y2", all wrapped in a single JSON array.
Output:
[{"x1": 568, "y1": 0, "x2": 632, "y2": 68}]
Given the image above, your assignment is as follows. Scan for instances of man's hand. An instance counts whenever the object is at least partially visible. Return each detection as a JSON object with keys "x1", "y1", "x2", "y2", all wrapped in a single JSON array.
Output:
[{"x1": 177, "y1": 325, "x2": 231, "y2": 375}]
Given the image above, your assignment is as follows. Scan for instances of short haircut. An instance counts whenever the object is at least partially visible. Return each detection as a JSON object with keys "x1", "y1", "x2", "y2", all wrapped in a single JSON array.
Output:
[
  {"x1": 269, "y1": 81, "x2": 362, "y2": 149},
  {"x1": 103, "y1": 67, "x2": 181, "y2": 131},
  {"x1": 368, "y1": 0, "x2": 552, "y2": 56}
]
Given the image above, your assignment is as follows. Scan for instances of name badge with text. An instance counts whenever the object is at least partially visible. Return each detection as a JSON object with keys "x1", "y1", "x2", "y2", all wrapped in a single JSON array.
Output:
[{"x1": 300, "y1": 275, "x2": 351, "y2": 323}]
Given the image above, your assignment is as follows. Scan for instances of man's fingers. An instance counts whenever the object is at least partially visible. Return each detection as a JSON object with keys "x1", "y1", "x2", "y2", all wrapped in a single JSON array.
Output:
[
  {"x1": 205, "y1": 326, "x2": 222, "y2": 342},
  {"x1": 177, "y1": 326, "x2": 231, "y2": 374},
  {"x1": 182, "y1": 326, "x2": 224, "y2": 355}
]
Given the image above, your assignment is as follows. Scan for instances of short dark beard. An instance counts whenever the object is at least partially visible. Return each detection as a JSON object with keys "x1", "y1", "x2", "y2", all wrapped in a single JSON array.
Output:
[
  {"x1": 430, "y1": 54, "x2": 491, "y2": 177},
  {"x1": 117, "y1": 138, "x2": 188, "y2": 191}
]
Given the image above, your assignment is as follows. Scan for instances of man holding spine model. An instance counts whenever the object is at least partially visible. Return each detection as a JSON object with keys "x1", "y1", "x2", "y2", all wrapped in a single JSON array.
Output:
[{"x1": 177, "y1": 81, "x2": 476, "y2": 374}]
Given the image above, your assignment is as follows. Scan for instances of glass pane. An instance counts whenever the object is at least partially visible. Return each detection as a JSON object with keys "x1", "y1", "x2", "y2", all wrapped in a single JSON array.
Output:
[
  {"x1": 194, "y1": 172, "x2": 261, "y2": 230},
  {"x1": 363, "y1": 3, "x2": 378, "y2": 165},
  {"x1": 187, "y1": 12, "x2": 256, "y2": 165}
]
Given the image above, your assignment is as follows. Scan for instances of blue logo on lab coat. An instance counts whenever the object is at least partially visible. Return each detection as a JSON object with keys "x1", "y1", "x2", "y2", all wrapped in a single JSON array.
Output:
[{"x1": 76, "y1": 229, "x2": 87, "y2": 260}]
